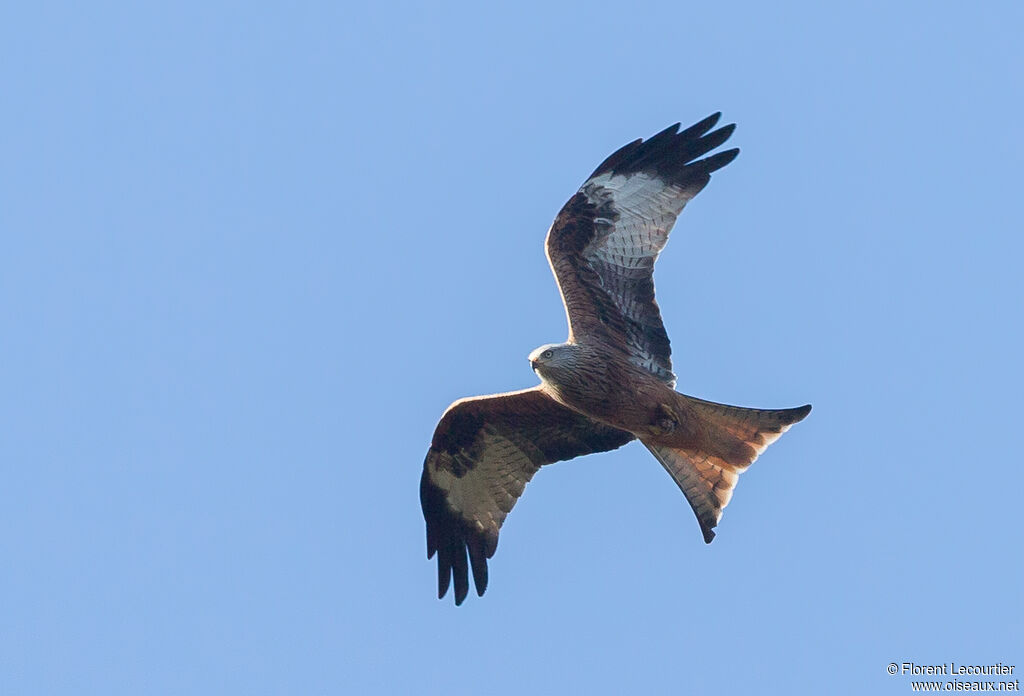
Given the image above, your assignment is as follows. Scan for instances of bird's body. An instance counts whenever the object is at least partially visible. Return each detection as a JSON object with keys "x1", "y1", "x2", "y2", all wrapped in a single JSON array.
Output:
[
  {"x1": 532, "y1": 340, "x2": 809, "y2": 499},
  {"x1": 530, "y1": 340, "x2": 674, "y2": 438},
  {"x1": 420, "y1": 114, "x2": 811, "y2": 604}
]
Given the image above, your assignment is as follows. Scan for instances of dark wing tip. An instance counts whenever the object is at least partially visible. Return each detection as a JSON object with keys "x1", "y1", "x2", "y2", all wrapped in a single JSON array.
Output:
[
  {"x1": 587, "y1": 137, "x2": 644, "y2": 180},
  {"x1": 437, "y1": 548, "x2": 452, "y2": 598},
  {"x1": 792, "y1": 404, "x2": 812, "y2": 422},
  {"x1": 697, "y1": 147, "x2": 740, "y2": 175},
  {"x1": 452, "y1": 544, "x2": 469, "y2": 605},
  {"x1": 420, "y1": 465, "x2": 493, "y2": 605},
  {"x1": 468, "y1": 538, "x2": 489, "y2": 597},
  {"x1": 654, "y1": 121, "x2": 681, "y2": 135},
  {"x1": 699, "y1": 123, "x2": 736, "y2": 154},
  {"x1": 587, "y1": 113, "x2": 739, "y2": 183},
  {"x1": 678, "y1": 112, "x2": 721, "y2": 139}
]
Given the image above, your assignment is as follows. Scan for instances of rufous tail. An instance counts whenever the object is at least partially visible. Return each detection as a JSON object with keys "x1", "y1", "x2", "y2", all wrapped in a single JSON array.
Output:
[{"x1": 643, "y1": 396, "x2": 811, "y2": 543}]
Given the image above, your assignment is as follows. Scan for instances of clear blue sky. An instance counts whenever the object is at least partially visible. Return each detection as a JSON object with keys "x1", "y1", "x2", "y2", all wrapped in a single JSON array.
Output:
[{"x1": 2, "y1": 2, "x2": 1021, "y2": 694}]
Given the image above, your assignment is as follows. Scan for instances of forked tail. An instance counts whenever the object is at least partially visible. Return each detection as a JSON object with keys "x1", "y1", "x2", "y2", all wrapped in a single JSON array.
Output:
[{"x1": 644, "y1": 395, "x2": 811, "y2": 543}]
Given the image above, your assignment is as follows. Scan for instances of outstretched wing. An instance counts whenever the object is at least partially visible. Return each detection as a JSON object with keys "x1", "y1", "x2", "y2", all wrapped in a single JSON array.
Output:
[
  {"x1": 420, "y1": 387, "x2": 633, "y2": 604},
  {"x1": 546, "y1": 113, "x2": 739, "y2": 385}
]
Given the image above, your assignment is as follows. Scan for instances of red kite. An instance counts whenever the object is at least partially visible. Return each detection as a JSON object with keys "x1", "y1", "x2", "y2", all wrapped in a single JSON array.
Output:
[{"x1": 421, "y1": 114, "x2": 810, "y2": 604}]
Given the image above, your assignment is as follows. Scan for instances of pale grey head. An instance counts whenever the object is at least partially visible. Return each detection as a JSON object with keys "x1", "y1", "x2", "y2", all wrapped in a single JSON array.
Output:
[{"x1": 528, "y1": 342, "x2": 582, "y2": 380}]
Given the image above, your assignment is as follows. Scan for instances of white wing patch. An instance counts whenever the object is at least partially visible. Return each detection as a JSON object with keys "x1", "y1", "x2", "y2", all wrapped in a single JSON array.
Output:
[
  {"x1": 429, "y1": 429, "x2": 539, "y2": 535},
  {"x1": 582, "y1": 172, "x2": 694, "y2": 268}
]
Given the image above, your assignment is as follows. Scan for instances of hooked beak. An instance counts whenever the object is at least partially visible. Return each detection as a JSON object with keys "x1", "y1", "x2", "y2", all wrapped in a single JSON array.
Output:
[{"x1": 530, "y1": 358, "x2": 540, "y2": 371}]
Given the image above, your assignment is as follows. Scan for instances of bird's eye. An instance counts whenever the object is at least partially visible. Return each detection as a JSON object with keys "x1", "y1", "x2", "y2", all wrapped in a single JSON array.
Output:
[{"x1": 543, "y1": 350, "x2": 553, "y2": 359}]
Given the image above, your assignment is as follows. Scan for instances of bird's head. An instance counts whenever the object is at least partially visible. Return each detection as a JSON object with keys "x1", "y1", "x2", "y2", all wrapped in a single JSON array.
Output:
[{"x1": 528, "y1": 343, "x2": 576, "y2": 376}]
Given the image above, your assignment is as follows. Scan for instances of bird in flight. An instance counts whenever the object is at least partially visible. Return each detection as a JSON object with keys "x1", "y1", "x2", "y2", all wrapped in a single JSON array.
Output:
[{"x1": 420, "y1": 113, "x2": 811, "y2": 605}]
